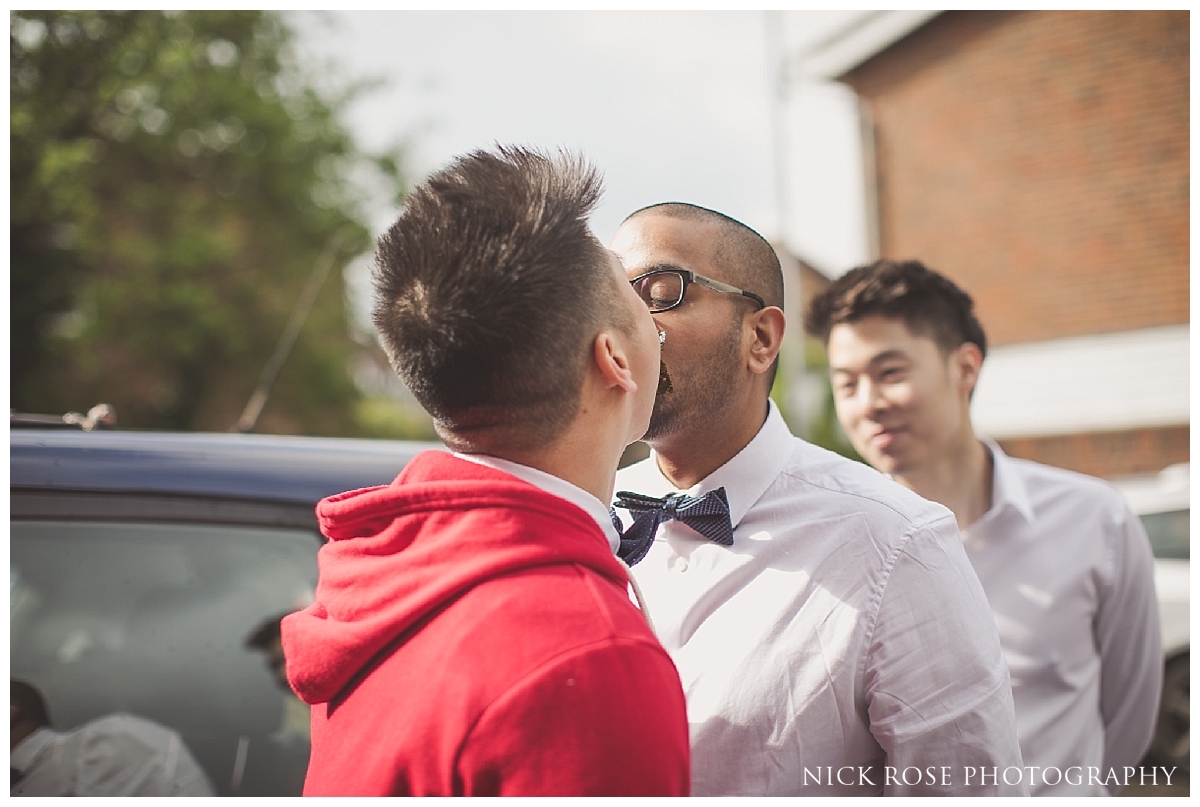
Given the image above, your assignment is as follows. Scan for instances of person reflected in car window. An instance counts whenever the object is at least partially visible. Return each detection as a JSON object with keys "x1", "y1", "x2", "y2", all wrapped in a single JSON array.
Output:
[
  {"x1": 10, "y1": 679, "x2": 214, "y2": 796},
  {"x1": 245, "y1": 612, "x2": 310, "y2": 743},
  {"x1": 244, "y1": 614, "x2": 310, "y2": 795}
]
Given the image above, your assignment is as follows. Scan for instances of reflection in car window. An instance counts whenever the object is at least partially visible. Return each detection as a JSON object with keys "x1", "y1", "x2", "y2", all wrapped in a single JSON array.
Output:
[
  {"x1": 1140, "y1": 509, "x2": 1190, "y2": 561},
  {"x1": 11, "y1": 520, "x2": 319, "y2": 796}
]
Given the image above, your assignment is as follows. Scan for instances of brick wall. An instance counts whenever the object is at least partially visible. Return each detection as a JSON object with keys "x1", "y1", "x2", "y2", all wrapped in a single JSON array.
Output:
[
  {"x1": 842, "y1": 10, "x2": 1189, "y2": 348},
  {"x1": 998, "y1": 424, "x2": 1189, "y2": 480}
]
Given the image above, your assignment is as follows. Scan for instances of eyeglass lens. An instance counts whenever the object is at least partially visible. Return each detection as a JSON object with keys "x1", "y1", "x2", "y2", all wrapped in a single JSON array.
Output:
[{"x1": 632, "y1": 272, "x2": 684, "y2": 312}]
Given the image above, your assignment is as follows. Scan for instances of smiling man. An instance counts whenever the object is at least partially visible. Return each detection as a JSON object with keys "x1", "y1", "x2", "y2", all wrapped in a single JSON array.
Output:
[
  {"x1": 806, "y1": 258, "x2": 1162, "y2": 795},
  {"x1": 610, "y1": 203, "x2": 1025, "y2": 796}
]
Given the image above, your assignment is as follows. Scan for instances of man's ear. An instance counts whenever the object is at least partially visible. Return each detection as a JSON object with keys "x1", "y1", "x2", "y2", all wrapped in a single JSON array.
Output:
[
  {"x1": 592, "y1": 330, "x2": 637, "y2": 392},
  {"x1": 954, "y1": 342, "x2": 984, "y2": 397},
  {"x1": 746, "y1": 306, "x2": 786, "y2": 375}
]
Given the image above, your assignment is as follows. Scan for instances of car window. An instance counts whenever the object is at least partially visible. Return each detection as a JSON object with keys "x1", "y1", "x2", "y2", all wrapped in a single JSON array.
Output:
[
  {"x1": 11, "y1": 519, "x2": 320, "y2": 796},
  {"x1": 1140, "y1": 509, "x2": 1189, "y2": 561}
]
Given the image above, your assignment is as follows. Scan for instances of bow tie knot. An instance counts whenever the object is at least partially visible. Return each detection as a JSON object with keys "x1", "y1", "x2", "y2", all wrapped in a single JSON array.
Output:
[
  {"x1": 660, "y1": 494, "x2": 682, "y2": 517},
  {"x1": 611, "y1": 487, "x2": 734, "y2": 566}
]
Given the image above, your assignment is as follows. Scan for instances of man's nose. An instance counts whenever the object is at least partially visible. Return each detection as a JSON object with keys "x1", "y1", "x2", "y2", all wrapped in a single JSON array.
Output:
[{"x1": 858, "y1": 378, "x2": 888, "y2": 413}]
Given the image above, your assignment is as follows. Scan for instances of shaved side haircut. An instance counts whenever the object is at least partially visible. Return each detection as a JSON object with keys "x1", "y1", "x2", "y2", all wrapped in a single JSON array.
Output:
[{"x1": 373, "y1": 145, "x2": 632, "y2": 451}]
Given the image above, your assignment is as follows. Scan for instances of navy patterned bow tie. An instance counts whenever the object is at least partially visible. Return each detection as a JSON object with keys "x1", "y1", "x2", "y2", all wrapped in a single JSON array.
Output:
[{"x1": 610, "y1": 487, "x2": 734, "y2": 566}]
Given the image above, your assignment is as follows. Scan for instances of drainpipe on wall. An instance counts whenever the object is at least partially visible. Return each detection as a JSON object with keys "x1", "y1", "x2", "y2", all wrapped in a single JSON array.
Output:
[
  {"x1": 856, "y1": 95, "x2": 882, "y2": 261},
  {"x1": 764, "y1": 10, "x2": 809, "y2": 437}
]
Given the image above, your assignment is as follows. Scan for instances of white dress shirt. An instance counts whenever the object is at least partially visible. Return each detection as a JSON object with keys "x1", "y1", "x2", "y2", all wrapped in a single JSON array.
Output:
[
  {"x1": 615, "y1": 402, "x2": 1026, "y2": 795},
  {"x1": 455, "y1": 452, "x2": 622, "y2": 554},
  {"x1": 11, "y1": 716, "x2": 215, "y2": 796},
  {"x1": 961, "y1": 440, "x2": 1163, "y2": 796}
]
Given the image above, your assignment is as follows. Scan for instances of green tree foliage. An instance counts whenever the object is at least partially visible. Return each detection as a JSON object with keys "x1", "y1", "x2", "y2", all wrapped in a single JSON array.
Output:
[
  {"x1": 770, "y1": 338, "x2": 864, "y2": 464},
  {"x1": 11, "y1": 10, "x2": 407, "y2": 435}
]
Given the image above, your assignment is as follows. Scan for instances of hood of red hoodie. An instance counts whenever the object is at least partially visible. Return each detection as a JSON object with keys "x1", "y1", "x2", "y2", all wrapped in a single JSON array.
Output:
[{"x1": 281, "y1": 450, "x2": 626, "y2": 705}]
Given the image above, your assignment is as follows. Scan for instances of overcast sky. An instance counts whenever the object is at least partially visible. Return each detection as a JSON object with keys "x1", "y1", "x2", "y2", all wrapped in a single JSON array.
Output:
[{"x1": 289, "y1": 10, "x2": 871, "y2": 275}]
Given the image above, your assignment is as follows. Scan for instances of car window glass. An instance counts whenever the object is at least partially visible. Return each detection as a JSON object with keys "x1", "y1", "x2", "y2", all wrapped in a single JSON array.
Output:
[
  {"x1": 1140, "y1": 509, "x2": 1190, "y2": 561},
  {"x1": 11, "y1": 520, "x2": 319, "y2": 796}
]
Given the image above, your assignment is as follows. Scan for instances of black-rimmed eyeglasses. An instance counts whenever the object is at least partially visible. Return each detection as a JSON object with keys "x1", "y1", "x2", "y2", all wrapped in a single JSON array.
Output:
[{"x1": 630, "y1": 269, "x2": 766, "y2": 313}]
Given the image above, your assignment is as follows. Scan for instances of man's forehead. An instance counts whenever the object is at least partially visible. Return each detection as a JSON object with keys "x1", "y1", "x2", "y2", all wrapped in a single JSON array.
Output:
[
  {"x1": 616, "y1": 210, "x2": 720, "y2": 239},
  {"x1": 604, "y1": 248, "x2": 634, "y2": 281},
  {"x1": 833, "y1": 314, "x2": 919, "y2": 338},
  {"x1": 829, "y1": 316, "x2": 943, "y2": 360},
  {"x1": 612, "y1": 213, "x2": 721, "y2": 269}
]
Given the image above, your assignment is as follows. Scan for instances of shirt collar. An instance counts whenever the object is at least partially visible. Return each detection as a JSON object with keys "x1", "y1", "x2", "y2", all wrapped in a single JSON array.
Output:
[
  {"x1": 453, "y1": 453, "x2": 621, "y2": 555},
  {"x1": 11, "y1": 727, "x2": 55, "y2": 775},
  {"x1": 980, "y1": 437, "x2": 1035, "y2": 524},
  {"x1": 645, "y1": 399, "x2": 793, "y2": 529}
]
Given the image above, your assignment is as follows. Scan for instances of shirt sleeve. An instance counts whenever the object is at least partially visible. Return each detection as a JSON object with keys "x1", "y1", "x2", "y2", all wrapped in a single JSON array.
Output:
[
  {"x1": 863, "y1": 518, "x2": 1028, "y2": 796},
  {"x1": 456, "y1": 639, "x2": 690, "y2": 796},
  {"x1": 1095, "y1": 497, "x2": 1163, "y2": 790}
]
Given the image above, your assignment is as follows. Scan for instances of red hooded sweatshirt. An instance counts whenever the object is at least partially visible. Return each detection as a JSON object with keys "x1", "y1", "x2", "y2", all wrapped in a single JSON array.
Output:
[{"x1": 281, "y1": 451, "x2": 690, "y2": 796}]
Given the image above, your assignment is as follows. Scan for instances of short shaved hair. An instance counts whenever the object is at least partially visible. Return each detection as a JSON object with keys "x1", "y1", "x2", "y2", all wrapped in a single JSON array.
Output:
[{"x1": 623, "y1": 203, "x2": 783, "y2": 311}]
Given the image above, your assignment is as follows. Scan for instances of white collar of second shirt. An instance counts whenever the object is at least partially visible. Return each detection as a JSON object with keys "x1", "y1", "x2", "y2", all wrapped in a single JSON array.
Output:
[
  {"x1": 453, "y1": 452, "x2": 621, "y2": 555},
  {"x1": 978, "y1": 437, "x2": 1036, "y2": 524}
]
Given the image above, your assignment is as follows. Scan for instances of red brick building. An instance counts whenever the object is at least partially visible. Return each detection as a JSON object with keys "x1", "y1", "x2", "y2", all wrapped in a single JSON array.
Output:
[{"x1": 798, "y1": 10, "x2": 1189, "y2": 479}]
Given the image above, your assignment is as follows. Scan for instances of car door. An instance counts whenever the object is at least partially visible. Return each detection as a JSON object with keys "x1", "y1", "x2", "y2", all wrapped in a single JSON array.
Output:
[{"x1": 11, "y1": 490, "x2": 321, "y2": 796}]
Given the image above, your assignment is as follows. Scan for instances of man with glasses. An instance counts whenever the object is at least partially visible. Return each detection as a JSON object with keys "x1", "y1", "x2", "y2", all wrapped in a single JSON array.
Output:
[{"x1": 609, "y1": 203, "x2": 1025, "y2": 795}]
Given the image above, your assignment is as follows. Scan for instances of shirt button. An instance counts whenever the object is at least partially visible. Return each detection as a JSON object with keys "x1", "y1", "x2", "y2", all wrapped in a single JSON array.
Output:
[{"x1": 672, "y1": 557, "x2": 689, "y2": 572}]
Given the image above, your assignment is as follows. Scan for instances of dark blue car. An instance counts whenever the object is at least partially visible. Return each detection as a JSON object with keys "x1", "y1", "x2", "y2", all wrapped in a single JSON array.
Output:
[{"x1": 11, "y1": 421, "x2": 440, "y2": 795}]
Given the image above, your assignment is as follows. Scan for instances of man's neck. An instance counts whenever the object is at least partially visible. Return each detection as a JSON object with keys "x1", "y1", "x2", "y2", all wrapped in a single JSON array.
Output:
[
  {"x1": 649, "y1": 395, "x2": 769, "y2": 490},
  {"x1": 475, "y1": 443, "x2": 618, "y2": 507},
  {"x1": 894, "y1": 434, "x2": 993, "y2": 530},
  {"x1": 465, "y1": 410, "x2": 631, "y2": 507}
]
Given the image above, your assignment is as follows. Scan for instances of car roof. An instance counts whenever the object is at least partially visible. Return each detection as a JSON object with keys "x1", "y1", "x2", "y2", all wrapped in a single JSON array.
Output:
[{"x1": 11, "y1": 428, "x2": 445, "y2": 507}]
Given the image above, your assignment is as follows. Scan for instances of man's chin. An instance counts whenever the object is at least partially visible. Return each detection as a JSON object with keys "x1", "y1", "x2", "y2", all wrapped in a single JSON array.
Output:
[
  {"x1": 641, "y1": 403, "x2": 680, "y2": 444},
  {"x1": 857, "y1": 444, "x2": 898, "y2": 476},
  {"x1": 875, "y1": 454, "x2": 912, "y2": 479}
]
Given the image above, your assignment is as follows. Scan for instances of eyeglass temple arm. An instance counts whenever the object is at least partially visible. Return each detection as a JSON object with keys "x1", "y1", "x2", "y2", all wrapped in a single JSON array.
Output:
[{"x1": 692, "y1": 275, "x2": 766, "y2": 309}]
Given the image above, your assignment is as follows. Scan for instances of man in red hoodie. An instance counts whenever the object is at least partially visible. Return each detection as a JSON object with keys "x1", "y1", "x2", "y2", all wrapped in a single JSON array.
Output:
[{"x1": 281, "y1": 146, "x2": 689, "y2": 796}]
